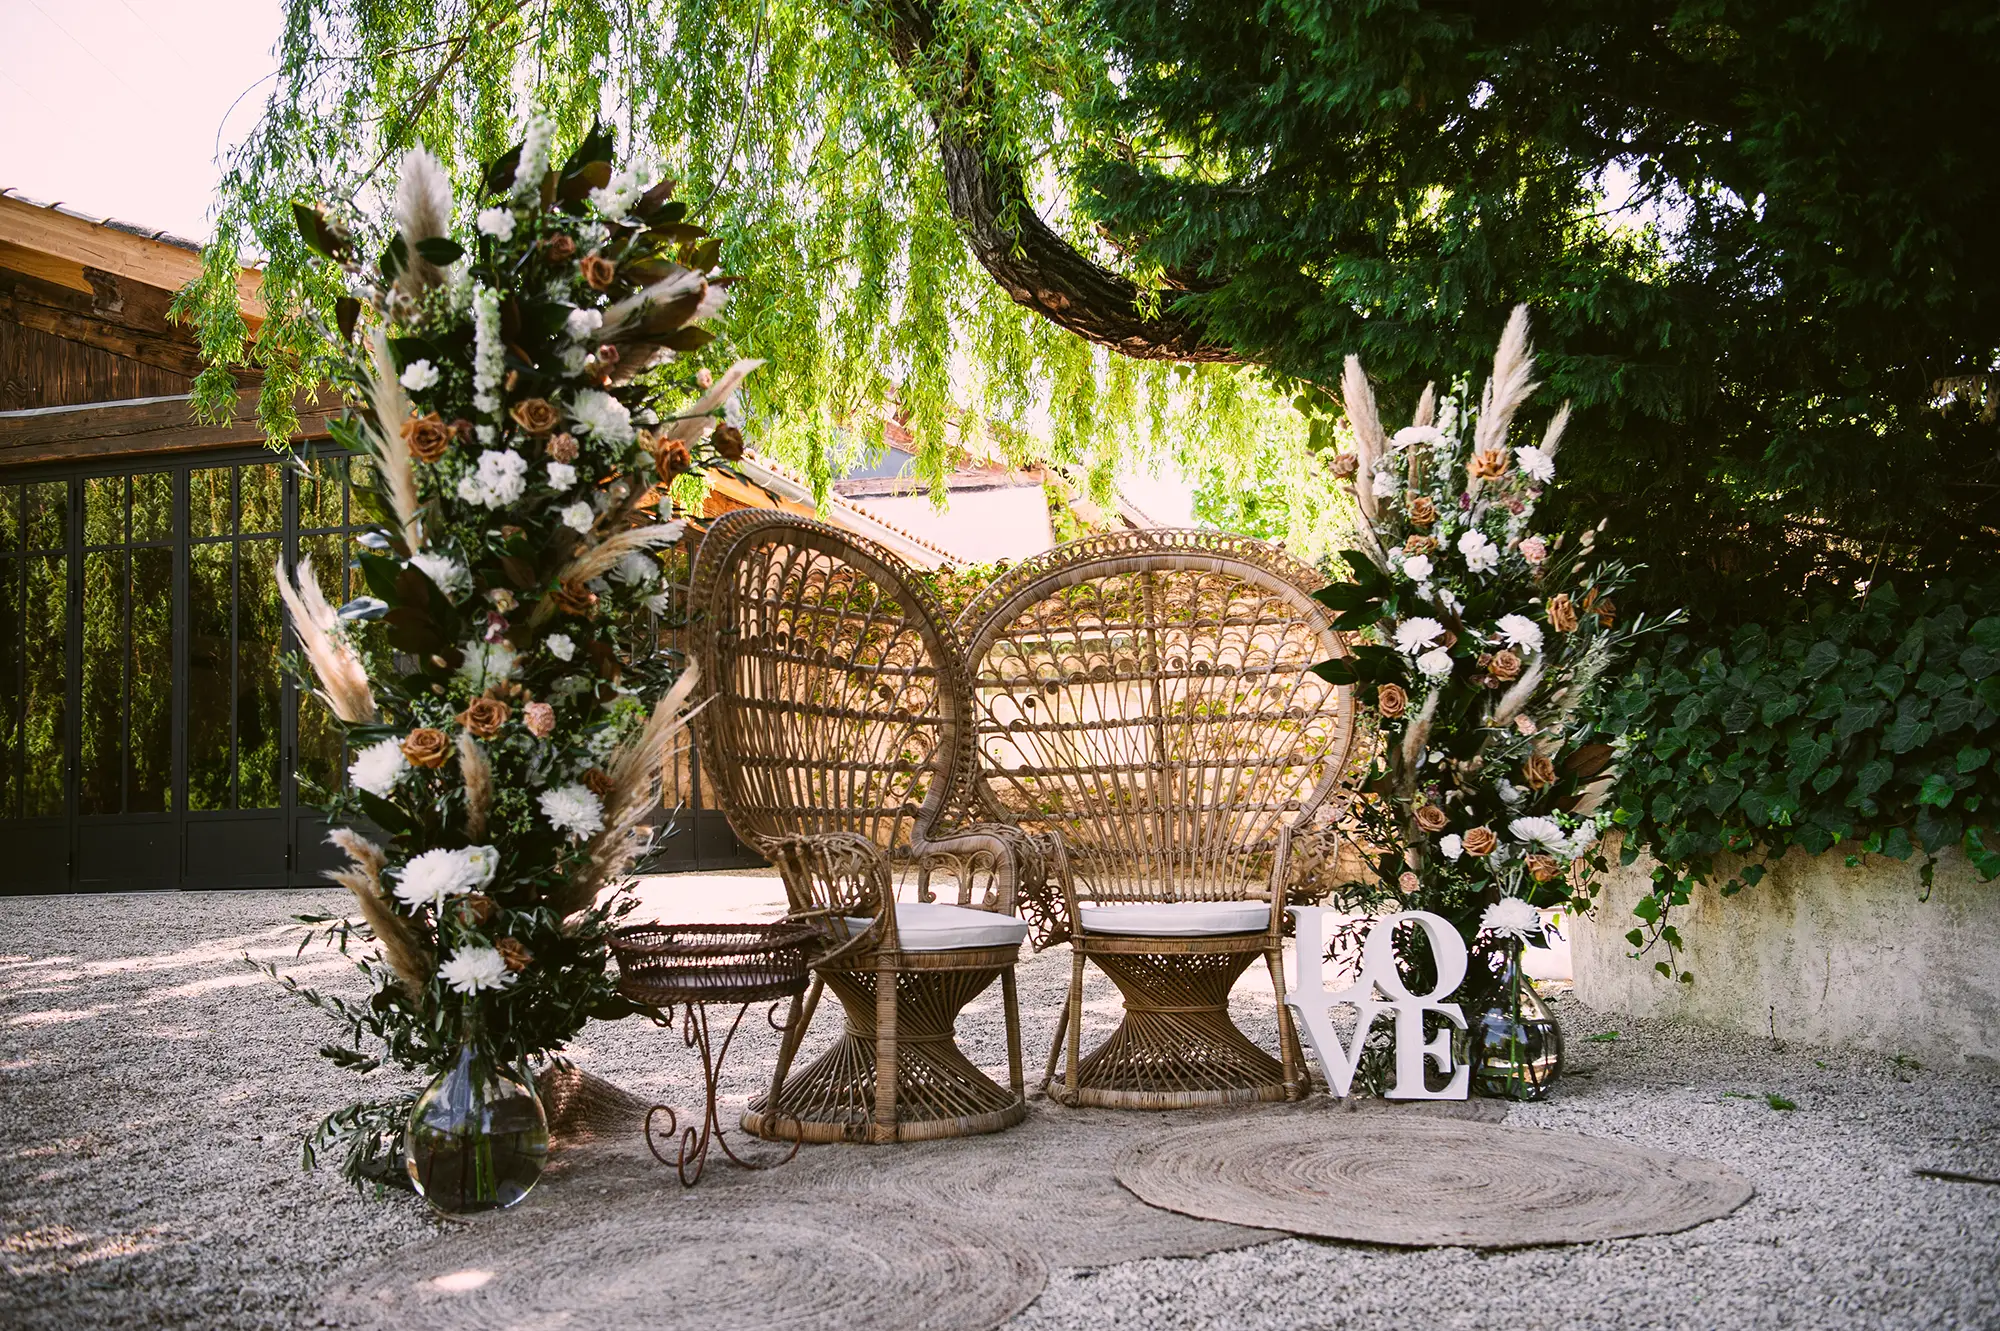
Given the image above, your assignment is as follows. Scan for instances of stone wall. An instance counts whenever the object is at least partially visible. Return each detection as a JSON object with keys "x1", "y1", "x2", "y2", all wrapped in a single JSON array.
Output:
[{"x1": 1569, "y1": 840, "x2": 2000, "y2": 1064}]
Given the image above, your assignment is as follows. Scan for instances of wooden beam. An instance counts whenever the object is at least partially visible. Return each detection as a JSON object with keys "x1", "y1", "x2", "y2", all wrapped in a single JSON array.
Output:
[
  {"x1": 0, "y1": 194, "x2": 264, "y2": 322},
  {"x1": 0, "y1": 389, "x2": 337, "y2": 468},
  {"x1": 703, "y1": 468, "x2": 812, "y2": 518},
  {"x1": 1, "y1": 265, "x2": 214, "y2": 381}
]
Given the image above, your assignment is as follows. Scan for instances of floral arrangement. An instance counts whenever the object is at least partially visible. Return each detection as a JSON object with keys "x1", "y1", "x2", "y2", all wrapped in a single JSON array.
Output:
[
  {"x1": 1312, "y1": 306, "x2": 1679, "y2": 981},
  {"x1": 271, "y1": 119, "x2": 753, "y2": 1183}
]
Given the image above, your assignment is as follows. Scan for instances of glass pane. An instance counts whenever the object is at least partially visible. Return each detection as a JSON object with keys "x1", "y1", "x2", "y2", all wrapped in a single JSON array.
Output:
[
  {"x1": 237, "y1": 538, "x2": 283, "y2": 808},
  {"x1": 84, "y1": 476, "x2": 124, "y2": 548},
  {"x1": 22, "y1": 552, "x2": 67, "y2": 817},
  {"x1": 0, "y1": 557, "x2": 18, "y2": 815},
  {"x1": 26, "y1": 481, "x2": 66, "y2": 551},
  {"x1": 295, "y1": 535, "x2": 348, "y2": 796},
  {"x1": 129, "y1": 546, "x2": 174, "y2": 813},
  {"x1": 131, "y1": 472, "x2": 173, "y2": 543},
  {"x1": 79, "y1": 549, "x2": 124, "y2": 815},
  {"x1": 239, "y1": 463, "x2": 282, "y2": 534},
  {"x1": 0, "y1": 485, "x2": 18, "y2": 553},
  {"x1": 299, "y1": 455, "x2": 345, "y2": 530},
  {"x1": 186, "y1": 540, "x2": 233, "y2": 810},
  {"x1": 189, "y1": 467, "x2": 232, "y2": 539}
]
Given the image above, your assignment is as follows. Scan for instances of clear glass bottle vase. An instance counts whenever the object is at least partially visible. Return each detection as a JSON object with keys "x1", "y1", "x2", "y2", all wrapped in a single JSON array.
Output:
[
  {"x1": 1456, "y1": 940, "x2": 1565, "y2": 1101},
  {"x1": 404, "y1": 1012, "x2": 550, "y2": 1214}
]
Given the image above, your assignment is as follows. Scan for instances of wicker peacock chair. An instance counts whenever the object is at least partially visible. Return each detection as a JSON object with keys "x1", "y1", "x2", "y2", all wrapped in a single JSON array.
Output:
[
  {"x1": 687, "y1": 508, "x2": 1040, "y2": 1143},
  {"x1": 957, "y1": 529, "x2": 1359, "y2": 1108}
]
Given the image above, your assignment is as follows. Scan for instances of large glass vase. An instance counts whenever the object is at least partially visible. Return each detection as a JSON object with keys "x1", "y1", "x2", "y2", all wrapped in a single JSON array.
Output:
[
  {"x1": 1457, "y1": 942, "x2": 1565, "y2": 1101},
  {"x1": 404, "y1": 1039, "x2": 550, "y2": 1214}
]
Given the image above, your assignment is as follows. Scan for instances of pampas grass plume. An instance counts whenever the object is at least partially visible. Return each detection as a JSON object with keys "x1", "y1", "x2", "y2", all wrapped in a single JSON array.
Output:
[
  {"x1": 275, "y1": 556, "x2": 377, "y2": 724},
  {"x1": 393, "y1": 148, "x2": 454, "y2": 298},
  {"x1": 326, "y1": 828, "x2": 430, "y2": 993}
]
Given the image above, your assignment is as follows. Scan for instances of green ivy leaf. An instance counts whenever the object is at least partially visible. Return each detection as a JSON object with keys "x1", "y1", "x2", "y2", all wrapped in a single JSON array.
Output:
[
  {"x1": 1878, "y1": 826, "x2": 1915, "y2": 860},
  {"x1": 1850, "y1": 757, "x2": 1893, "y2": 800},
  {"x1": 1958, "y1": 746, "x2": 1992, "y2": 774},
  {"x1": 1970, "y1": 617, "x2": 2000, "y2": 652},
  {"x1": 1801, "y1": 640, "x2": 1842, "y2": 678},
  {"x1": 1915, "y1": 773, "x2": 1956, "y2": 808},
  {"x1": 1835, "y1": 702, "x2": 1885, "y2": 743},
  {"x1": 1959, "y1": 644, "x2": 2000, "y2": 682}
]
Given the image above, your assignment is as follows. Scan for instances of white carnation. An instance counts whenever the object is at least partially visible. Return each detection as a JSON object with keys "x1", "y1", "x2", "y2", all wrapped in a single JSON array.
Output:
[
  {"x1": 1515, "y1": 445, "x2": 1556, "y2": 483},
  {"x1": 546, "y1": 461, "x2": 577, "y2": 491},
  {"x1": 559, "y1": 501, "x2": 594, "y2": 533},
  {"x1": 1391, "y1": 424, "x2": 1448, "y2": 451},
  {"x1": 564, "y1": 307, "x2": 604, "y2": 342},
  {"x1": 398, "y1": 359, "x2": 440, "y2": 392},
  {"x1": 1496, "y1": 613, "x2": 1545, "y2": 654},
  {"x1": 1509, "y1": 815, "x2": 1567, "y2": 851},
  {"x1": 348, "y1": 738, "x2": 407, "y2": 798},
  {"x1": 1439, "y1": 833, "x2": 1464, "y2": 862},
  {"x1": 476, "y1": 207, "x2": 516, "y2": 241},
  {"x1": 1458, "y1": 529, "x2": 1499, "y2": 574},
  {"x1": 409, "y1": 551, "x2": 471, "y2": 600},
  {"x1": 456, "y1": 639, "x2": 519, "y2": 688},
  {"x1": 1416, "y1": 647, "x2": 1455, "y2": 680},
  {"x1": 1401, "y1": 554, "x2": 1433, "y2": 583},
  {"x1": 569, "y1": 389, "x2": 635, "y2": 445},
  {"x1": 1479, "y1": 896, "x2": 1543, "y2": 941},
  {"x1": 393, "y1": 845, "x2": 499, "y2": 910},
  {"x1": 459, "y1": 449, "x2": 528, "y2": 509},
  {"x1": 539, "y1": 783, "x2": 605, "y2": 839},
  {"x1": 1394, "y1": 617, "x2": 1445, "y2": 655},
  {"x1": 545, "y1": 633, "x2": 576, "y2": 662},
  {"x1": 440, "y1": 947, "x2": 516, "y2": 995}
]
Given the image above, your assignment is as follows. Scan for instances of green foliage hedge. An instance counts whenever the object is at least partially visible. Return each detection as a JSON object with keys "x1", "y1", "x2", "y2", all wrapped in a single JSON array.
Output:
[{"x1": 1603, "y1": 580, "x2": 2000, "y2": 972}]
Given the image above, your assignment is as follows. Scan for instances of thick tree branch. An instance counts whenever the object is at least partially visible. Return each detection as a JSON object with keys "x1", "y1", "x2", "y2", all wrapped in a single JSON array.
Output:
[{"x1": 868, "y1": 0, "x2": 1240, "y2": 364}]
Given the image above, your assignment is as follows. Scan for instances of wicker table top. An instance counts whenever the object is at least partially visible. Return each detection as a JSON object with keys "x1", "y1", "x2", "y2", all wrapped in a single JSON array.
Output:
[{"x1": 611, "y1": 922, "x2": 815, "y2": 1008}]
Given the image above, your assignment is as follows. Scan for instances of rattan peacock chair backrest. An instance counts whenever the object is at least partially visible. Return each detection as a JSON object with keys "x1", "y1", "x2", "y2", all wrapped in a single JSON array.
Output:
[
  {"x1": 956, "y1": 529, "x2": 1358, "y2": 906},
  {"x1": 687, "y1": 508, "x2": 968, "y2": 869}
]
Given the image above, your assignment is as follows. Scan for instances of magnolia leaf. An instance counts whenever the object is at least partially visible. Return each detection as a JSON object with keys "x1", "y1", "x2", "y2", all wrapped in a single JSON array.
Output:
[
  {"x1": 481, "y1": 142, "x2": 523, "y2": 195},
  {"x1": 413, "y1": 236, "x2": 464, "y2": 266},
  {"x1": 335, "y1": 296, "x2": 360, "y2": 343}
]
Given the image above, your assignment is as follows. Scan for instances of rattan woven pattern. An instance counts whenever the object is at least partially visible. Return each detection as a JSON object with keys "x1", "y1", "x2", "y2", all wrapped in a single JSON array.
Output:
[
  {"x1": 610, "y1": 923, "x2": 815, "y2": 1006},
  {"x1": 1116, "y1": 1112, "x2": 1754, "y2": 1248}
]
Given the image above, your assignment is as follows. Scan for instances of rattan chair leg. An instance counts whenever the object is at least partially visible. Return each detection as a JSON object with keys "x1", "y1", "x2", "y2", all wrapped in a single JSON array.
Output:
[
  {"x1": 1041, "y1": 998, "x2": 1069, "y2": 1094},
  {"x1": 1266, "y1": 946, "x2": 1305, "y2": 1101},
  {"x1": 1001, "y1": 967, "x2": 1024, "y2": 1099},
  {"x1": 1064, "y1": 947, "x2": 1086, "y2": 1105},
  {"x1": 767, "y1": 979, "x2": 817, "y2": 1112},
  {"x1": 872, "y1": 957, "x2": 900, "y2": 1144}
]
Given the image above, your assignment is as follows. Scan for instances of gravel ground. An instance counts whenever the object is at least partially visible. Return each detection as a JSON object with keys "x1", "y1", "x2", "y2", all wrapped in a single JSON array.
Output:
[{"x1": 3, "y1": 878, "x2": 1996, "y2": 1330}]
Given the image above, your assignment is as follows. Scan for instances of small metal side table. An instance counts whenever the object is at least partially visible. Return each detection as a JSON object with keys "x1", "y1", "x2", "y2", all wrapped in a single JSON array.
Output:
[{"x1": 610, "y1": 923, "x2": 815, "y2": 1186}]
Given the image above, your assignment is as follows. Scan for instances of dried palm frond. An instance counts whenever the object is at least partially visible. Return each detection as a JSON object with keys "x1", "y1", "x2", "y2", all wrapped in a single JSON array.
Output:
[
  {"x1": 551, "y1": 664, "x2": 703, "y2": 918},
  {"x1": 1539, "y1": 401, "x2": 1572, "y2": 459},
  {"x1": 554, "y1": 522, "x2": 686, "y2": 587},
  {"x1": 1340, "y1": 354, "x2": 1386, "y2": 523},
  {"x1": 392, "y1": 148, "x2": 455, "y2": 298},
  {"x1": 599, "y1": 270, "x2": 707, "y2": 344},
  {"x1": 363, "y1": 329, "x2": 423, "y2": 551},
  {"x1": 458, "y1": 731, "x2": 492, "y2": 842},
  {"x1": 656, "y1": 358, "x2": 764, "y2": 443},
  {"x1": 326, "y1": 829, "x2": 430, "y2": 993},
  {"x1": 1473, "y1": 304, "x2": 1539, "y2": 456},
  {"x1": 275, "y1": 556, "x2": 377, "y2": 724}
]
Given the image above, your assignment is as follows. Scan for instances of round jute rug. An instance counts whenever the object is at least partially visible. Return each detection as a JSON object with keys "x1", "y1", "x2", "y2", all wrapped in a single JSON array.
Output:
[
  {"x1": 1115, "y1": 1114, "x2": 1753, "y2": 1248},
  {"x1": 320, "y1": 1201, "x2": 1046, "y2": 1331}
]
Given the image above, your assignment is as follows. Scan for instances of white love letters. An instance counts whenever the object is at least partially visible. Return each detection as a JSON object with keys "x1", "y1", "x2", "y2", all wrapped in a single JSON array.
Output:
[{"x1": 1286, "y1": 908, "x2": 1471, "y2": 1100}]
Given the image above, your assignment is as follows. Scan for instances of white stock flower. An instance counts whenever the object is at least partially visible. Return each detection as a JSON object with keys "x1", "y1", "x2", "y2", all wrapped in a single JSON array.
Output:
[
  {"x1": 1496, "y1": 613, "x2": 1545, "y2": 654},
  {"x1": 440, "y1": 947, "x2": 516, "y2": 994},
  {"x1": 511, "y1": 115, "x2": 556, "y2": 203},
  {"x1": 1515, "y1": 445, "x2": 1556, "y2": 483},
  {"x1": 348, "y1": 738, "x2": 407, "y2": 798},
  {"x1": 1439, "y1": 833, "x2": 1464, "y2": 861},
  {"x1": 1458, "y1": 529, "x2": 1499, "y2": 574},
  {"x1": 456, "y1": 639, "x2": 520, "y2": 688},
  {"x1": 476, "y1": 207, "x2": 516, "y2": 241},
  {"x1": 539, "y1": 783, "x2": 605, "y2": 839},
  {"x1": 1480, "y1": 896, "x2": 1542, "y2": 941},
  {"x1": 1402, "y1": 554, "x2": 1434, "y2": 583},
  {"x1": 393, "y1": 845, "x2": 499, "y2": 909},
  {"x1": 559, "y1": 501, "x2": 594, "y2": 533},
  {"x1": 611, "y1": 551, "x2": 658, "y2": 585},
  {"x1": 472, "y1": 286, "x2": 504, "y2": 414},
  {"x1": 1509, "y1": 815, "x2": 1566, "y2": 851},
  {"x1": 1416, "y1": 647, "x2": 1455, "y2": 680},
  {"x1": 398, "y1": 359, "x2": 440, "y2": 392},
  {"x1": 587, "y1": 162, "x2": 657, "y2": 220},
  {"x1": 569, "y1": 389, "x2": 635, "y2": 445},
  {"x1": 546, "y1": 461, "x2": 577, "y2": 491},
  {"x1": 1393, "y1": 617, "x2": 1446, "y2": 655},
  {"x1": 409, "y1": 551, "x2": 471, "y2": 600},
  {"x1": 545, "y1": 633, "x2": 576, "y2": 662},
  {"x1": 1391, "y1": 424, "x2": 1448, "y2": 451},
  {"x1": 564, "y1": 307, "x2": 604, "y2": 343}
]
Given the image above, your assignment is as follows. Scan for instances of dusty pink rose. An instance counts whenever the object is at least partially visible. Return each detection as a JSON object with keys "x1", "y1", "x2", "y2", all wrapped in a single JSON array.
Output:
[
  {"x1": 523, "y1": 701, "x2": 556, "y2": 738},
  {"x1": 1519, "y1": 535, "x2": 1548, "y2": 564}
]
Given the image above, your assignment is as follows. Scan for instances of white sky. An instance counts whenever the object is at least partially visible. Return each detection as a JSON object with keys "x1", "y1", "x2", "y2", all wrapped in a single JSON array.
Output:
[{"x1": 0, "y1": 0, "x2": 282, "y2": 240}]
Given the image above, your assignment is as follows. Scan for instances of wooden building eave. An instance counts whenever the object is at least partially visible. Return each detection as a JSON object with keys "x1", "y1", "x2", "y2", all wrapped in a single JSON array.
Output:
[{"x1": 0, "y1": 390, "x2": 338, "y2": 469}]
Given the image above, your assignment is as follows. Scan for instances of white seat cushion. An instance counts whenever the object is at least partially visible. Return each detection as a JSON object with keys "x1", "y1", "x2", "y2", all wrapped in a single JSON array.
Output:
[
  {"x1": 840, "y1": 902, "x2": 1030, "y2": 953},
  {"x1": 1077, "y1": 900, "x2": 1270, "y2": 937}
]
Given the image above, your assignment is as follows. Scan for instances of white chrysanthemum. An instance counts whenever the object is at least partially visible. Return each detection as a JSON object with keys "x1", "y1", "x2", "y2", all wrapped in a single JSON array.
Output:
[
  {"x1": 1515, "y1": 445, "x2": 1556, "y2": 483},
  {"x1": 1394, "y1": 617, "x2": 1445, "y2": 655},
  {"x1": 1509, "y1": 815, "x2": 1566, "y2": 851},
  {"x1": 398, "y1": 359, "x2": 440, "y2": 392},
  {"x1": 348, "y1": 738, "x2": 407, "y2": 798},
  {"x1": 546, "y1": 461, "x2": 577, "y2": 491},
  {"x1": 569, "y1": 389, "x2": 635, "y2": 445},
  {"x1": 1391, "y1": 424, "x2": 1448, "y2": 451},
  {"x1": 393, "y1": 845, "x2": 499, "y2": 909},
  {"x1": 440, "y1": 947, "x2": 516, "y2": 995},
  {"x1": 1458, "y1": 530, "x2": 1499, "y2": 574},
  {"x1": 1402, "y1": 554, "x2": 1434, "y2": 583},
  {"x1": 545, "y1": 633, "x2": 576, "y2": 662},
  {"x1": 511, "y1": 115, "x2": 556, "y2": 203},
  {"x1": 475, "y1": 207, "x2": 516, "y2": 241},
  {"x1": 456, "y1": 639, "x2": 520, "y2": 688},
  {"x1": 559, "y1": 501, "x2": 594, "y2": 533},
  {"x1": 565, "y1": 307, "x2": 604, "y2": 343},
  {"x1": 611, "y1": 551, "x2": 658, "y2": 585},
  {"x1": 1372, "y1": 470, "x2": 1400, "y2": 498},
  {"x1": 409, "y1": 551, "x2": 471, "y2": 600},
  {"x1": 1480, "y1": 896, "x2": 1542, "y2": 940},
  {"x1": 472, "y1": 285, "x2": 504, "y2": 414},
  {"x1": 1496, "y1": 613, "x2": 1545, "y2": 654},
  {"x1": 539, "y1": 783, "x2": 605, "y2": 839},
  {"x1": 1439, "y1": 833, "x2": 1464, "y2": 861},
  {"x1": 1416, "y1": 647, "x2": 1454, "y2": 680}
]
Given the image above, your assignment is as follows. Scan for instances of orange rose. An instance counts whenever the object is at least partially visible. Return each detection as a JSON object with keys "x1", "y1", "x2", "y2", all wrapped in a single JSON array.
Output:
[
  {"x1": 1376, "y1": 683, "x2": 1409, "y2": 719},
  {"x1": 580, "y1": 252, "x2": 616, "y2": 290},
  {"x1": 1595, "y1": 598, "x2": 1618, "y2": 628},
  {"x1": 509, "y1": 398, "x2": 561, "y2": 436},
  {"x1": 582, "y1": 767, "x2": 614, "y2": 798},
  {"x1": 544, "y1": 233, "x2": 576, "y2": 261},
  {"x1": 546, "y1": 432, "x2": 580, "y2": 462},
  {"x1": 1407, "y1": 496, "x2": 1438, "y2": 526},
  {"x1": 459, "y1": 893, "x2": 497, "y2": 925},
  {"x1": 1523, "y1": 754, "x2": 1557, "y2": 791},
  {"x1": 1330, "y1": 451, "x2": 1360, "y2": 479},
  {"x1": 655, "y1": 438, "x2": 693, "y2": 479},
  {"x1": 495, "y1": 937, "x2": 534, "y2": 972},
  {"x1": 458, "y1": 696, "x2": 511, "y2": 738},
  {"x1": 1402, "y1": 534, "x2": 1437, "y2": 556},
  {"x1": 1547, "y1": 593, "x2": 1579, "y2": 633},
  {"x1": 553, "y1": 580, "x2": 598, "y2": 618},
  {"x1": 400, "y1": 727, "x2": 449, "y2": 769},
  {"x1": 402, "y1": 412, "x2": 452, "y2": 463},
  {"x1": 1469, "y1": 448, "x2": 1510, "y2": 480},
  {"x1": 1489, "y1": 649, "x2": 1523, "y2": 682},
  {"x1": 1461, "y1": 827, "x2": 1498, "y2": 857},
  {"x1": 1526, "y1": 854, "x2": 1562, "y2": 883},
  {"x1": 1415, "y1": 804, "x2": 1450, "y2": 833},
  {"x1": 712, "y1": 422, "x2": 745, "y2": 461}
]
